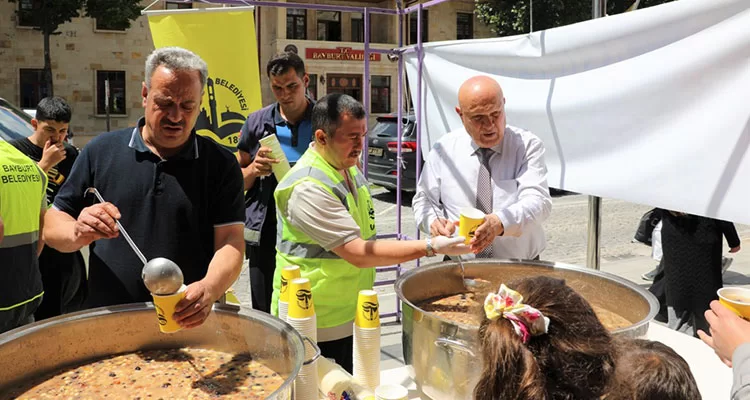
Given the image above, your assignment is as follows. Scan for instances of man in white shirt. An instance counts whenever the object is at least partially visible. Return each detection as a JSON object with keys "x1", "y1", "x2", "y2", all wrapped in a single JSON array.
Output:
[{"x1": 413, "y1": 75, "x2": 552, "y2": 259}]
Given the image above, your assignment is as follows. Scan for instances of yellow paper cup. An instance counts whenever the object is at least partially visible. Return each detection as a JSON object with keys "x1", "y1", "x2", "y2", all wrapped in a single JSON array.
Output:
[
  {"x1": 280, "y1": 265, "x2": 302, "y2": 303},
  {"x1": 151, "y1": 284, "x2": 187, "y2": 334},
  {"x1": 718, "y1": 287, "x2": 750, "y2": 319},
  {"x1": 459, "y1": 206, "x2": 485, "y2": 244},
  {"x1": 355, "y1": 289, "x2": 380, "y2": 328},
  {"x1": 288, "y1": 278, "x2": 315, "y2": 319}
]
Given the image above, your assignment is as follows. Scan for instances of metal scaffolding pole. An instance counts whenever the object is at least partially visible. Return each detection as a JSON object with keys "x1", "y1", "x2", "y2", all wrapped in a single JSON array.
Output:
[{"x1": 586, "y1": 0, "x2": 606, "y2": 270}]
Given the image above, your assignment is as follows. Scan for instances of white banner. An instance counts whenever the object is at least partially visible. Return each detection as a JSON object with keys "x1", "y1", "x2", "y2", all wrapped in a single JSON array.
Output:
[{"x1": 405, "y1": 0, "x2": 750, "y2": 224}]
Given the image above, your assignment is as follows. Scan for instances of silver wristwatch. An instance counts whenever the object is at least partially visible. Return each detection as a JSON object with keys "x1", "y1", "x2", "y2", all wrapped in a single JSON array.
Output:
[{"x1": 425, "y1": 238, "x2": 437, "y2": 257}]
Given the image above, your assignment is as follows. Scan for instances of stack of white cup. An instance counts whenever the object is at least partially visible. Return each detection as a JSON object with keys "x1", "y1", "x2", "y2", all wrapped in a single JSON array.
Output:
[
  {"x1": 353, "y1": 289, "x2": 381, "y2": 390},
  {"x1": 278, "y1": 265, "x2": 301, "y2": 322},
  {"x1": 286, "y1": 277, "x2": 319, "y2": 400}
]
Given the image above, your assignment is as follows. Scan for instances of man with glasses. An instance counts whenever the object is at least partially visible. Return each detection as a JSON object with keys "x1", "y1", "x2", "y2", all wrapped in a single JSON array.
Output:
[{"x1": 413, "y1": 75, "x2": 552, "y2": 260}]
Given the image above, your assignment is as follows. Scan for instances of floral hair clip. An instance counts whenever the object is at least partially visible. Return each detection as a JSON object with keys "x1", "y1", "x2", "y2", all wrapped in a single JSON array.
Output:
[{"x1": 483, "y1": 284, "x2": 550, "y2": 343}]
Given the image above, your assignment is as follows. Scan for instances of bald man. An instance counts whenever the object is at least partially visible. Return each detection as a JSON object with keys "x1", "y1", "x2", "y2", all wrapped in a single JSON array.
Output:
[{"x1": 412, "y1": 75, "x2": 552, "y2": 260}]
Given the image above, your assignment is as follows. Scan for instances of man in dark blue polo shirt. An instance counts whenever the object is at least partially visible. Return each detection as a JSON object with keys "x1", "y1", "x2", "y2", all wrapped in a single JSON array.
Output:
[
  {"x1": 44, "y1": 47, "x2": 245, "y2": 330},
  {"x1": 236, "y1": 52, "x2": 314, "y2": 313}
]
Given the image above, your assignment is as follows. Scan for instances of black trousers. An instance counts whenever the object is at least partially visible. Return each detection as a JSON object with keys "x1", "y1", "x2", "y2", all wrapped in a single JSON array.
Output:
[
  {"x1": 318, "y1": 336, "x2": 354, "y2": 374},
  {"x1": 247, "y1": 241, "x2": 276, "y2": 313},
  {"x1": 0, "y1": 297, "x2": 41, "y2": 334},
  {"x1": 647, "y1": 259, "x2": 668, "y2": 323},
  {"x1": 34, "y1": 248, "x2": 87, "y2": 320}
]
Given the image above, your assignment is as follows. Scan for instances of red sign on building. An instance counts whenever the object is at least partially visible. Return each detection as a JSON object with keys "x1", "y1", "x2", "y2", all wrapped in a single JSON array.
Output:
[{"x1": 305, "y1": 47, "x2": 381, "y2": 62}]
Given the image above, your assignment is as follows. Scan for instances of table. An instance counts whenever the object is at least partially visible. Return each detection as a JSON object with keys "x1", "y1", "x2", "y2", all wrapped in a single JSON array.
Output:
[{"x1": 380, "y1": 322, "x2": 733, "y2": 399}]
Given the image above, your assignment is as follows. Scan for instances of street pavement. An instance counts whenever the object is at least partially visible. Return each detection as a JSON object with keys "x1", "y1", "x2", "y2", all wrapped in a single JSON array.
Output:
[{"x1": 230, "y1": 188, "x2": 750, "y2": 371}]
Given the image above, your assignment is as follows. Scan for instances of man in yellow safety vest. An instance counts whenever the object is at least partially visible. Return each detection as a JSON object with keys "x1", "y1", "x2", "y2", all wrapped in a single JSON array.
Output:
[
  {"x1": 272, "y1": 93, "x2": 470, "y2": 372},
  {"x1": 0, "y1": 139, "x2": 48, "y2": 333}
]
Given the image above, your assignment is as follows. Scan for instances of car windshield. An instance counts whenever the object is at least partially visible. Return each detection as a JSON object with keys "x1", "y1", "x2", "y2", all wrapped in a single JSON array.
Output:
[
  {"x1": 0, "y1": 104, "x2": 34, "y2": 142},
  {"x1": 370, "y1": 118, "x2": 412, "y2": 138}
]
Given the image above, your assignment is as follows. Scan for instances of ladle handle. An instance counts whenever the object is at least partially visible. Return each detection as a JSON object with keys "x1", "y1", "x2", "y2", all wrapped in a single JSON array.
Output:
[
  {"x1": 87, "y1": 187, "x2": 148, "y2": 265},
  {"x1": 428, "y1": 202, "x2": 468, "y2": 279}
]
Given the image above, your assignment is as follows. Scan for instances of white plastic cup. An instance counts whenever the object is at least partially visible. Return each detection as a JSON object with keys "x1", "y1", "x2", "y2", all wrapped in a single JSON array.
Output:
[
  {"x1": 278, "y1": 300, "x2": 289, "y2": 322},
  {"x1": 294, "y1": 364, "x2": 319, "y2": 400},
  {"x1": 354, "y1": 325, "x2": 381, "y2": 390},
  {"x1": 375, "y1": 384, "x2": 409, "y2": 400},
  {"x1": 287, "y1": 315, "x2": 318, "y2": 355}
]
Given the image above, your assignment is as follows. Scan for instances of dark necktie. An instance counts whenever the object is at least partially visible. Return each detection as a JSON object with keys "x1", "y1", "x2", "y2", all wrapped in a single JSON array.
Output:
[{"x1": 476, "y1": 148, "x2": 494, "y2": 258}]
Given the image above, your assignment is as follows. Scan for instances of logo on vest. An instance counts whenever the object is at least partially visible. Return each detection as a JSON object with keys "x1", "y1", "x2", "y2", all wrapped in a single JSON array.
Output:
[
  {"x1": 367, "y1": 199, "x2": 375, "y2": 231},
  {"x1": 361, "y1": 301, "x2": 379, "y2": 321},
  {"x1": 296, "y1": 289, "x2": 313, "y2": 310}
]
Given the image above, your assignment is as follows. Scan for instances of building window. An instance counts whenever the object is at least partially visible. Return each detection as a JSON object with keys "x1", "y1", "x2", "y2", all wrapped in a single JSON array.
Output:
[
  {"x1": 327, "y1": 74, "x2": 361, "y2": 101},
  {"x1": 286, "y1": 9, "x2": 306, "y2": 40},
  {"x1": 95, "y1": 18, "x2": 128, "y2": 31},
  {"x1": 408, "y1": 10, "x2": 428, "y2": 45},
  {"x1": 96, "y1": 71, "x2": 127, "y2": 115},
  {"x1": 351, "y1": 12, "x2": 366, "y2": 43},
  {"x1": 371, "y1": 76, "x2": 391, "y2": 113},
  {"x1": 19, "y1": 69, "x2": 48, "y2": 109},
  {"x1": 457, "y1": 13, "x2": 474, "y2": 40},
  {"x1": 317, "y1": 11, "x2": 341, "y2": 42},
  {"x1": 165, "y1": 1, "x2": 192, "y2": 9},
  {"x1": 17, "y1": 0, "x2": 40, "y2": 27},
  {"x1": 307, "y1": 74, "x2": 318, "y2": 100}
]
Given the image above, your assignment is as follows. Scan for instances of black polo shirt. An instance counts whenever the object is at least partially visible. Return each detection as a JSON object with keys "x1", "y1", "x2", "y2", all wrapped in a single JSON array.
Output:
[{"x1": 53, "y1": 119, "x2": 244, "y2": 307}]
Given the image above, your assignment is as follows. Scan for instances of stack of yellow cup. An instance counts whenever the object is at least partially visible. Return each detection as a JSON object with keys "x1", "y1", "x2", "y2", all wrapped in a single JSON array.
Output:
[
  {"x1": 279, "y1": 265, "x2": 301, "y2": 321},
  {"x1": 353, "y1": 289, "x2": 381, "y2": 390},
  {"x1": 287, "y1": 277, "x2": 318, "y2": 400},
  {"x1": 151, "y1": 284, "x2": 187, "y2": 334}
]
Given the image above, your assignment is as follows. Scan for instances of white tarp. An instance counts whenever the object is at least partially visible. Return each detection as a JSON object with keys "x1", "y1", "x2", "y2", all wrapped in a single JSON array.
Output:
[{"x1": 404, "y1": 0, "x2": 750, "y2": 224}]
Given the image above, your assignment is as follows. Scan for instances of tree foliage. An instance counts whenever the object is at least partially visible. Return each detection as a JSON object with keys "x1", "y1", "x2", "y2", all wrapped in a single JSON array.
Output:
[
  {"x1": 475, "y1": 0, "x2": 678, "y2": 37},
  {"x1": 8, "y1": 0, "x2": 143, "y2": 96}
]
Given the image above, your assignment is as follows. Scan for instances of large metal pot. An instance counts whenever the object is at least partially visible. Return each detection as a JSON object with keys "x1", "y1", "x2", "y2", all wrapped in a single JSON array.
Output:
[
  {"x1": 0, "y1": 303, "x2": 319, "y2": 399},
  {"x1": 395, "y1": 259, "x2": 660, "y2": 400}
]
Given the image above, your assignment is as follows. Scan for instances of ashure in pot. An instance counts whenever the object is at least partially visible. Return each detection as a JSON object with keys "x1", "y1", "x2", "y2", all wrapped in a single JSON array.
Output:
[{"x1": 0, "y1": 303, "x2": 319, "y2": 399}]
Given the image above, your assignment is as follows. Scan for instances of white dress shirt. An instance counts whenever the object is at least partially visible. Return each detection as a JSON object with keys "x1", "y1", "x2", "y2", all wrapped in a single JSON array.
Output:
[{"x1": 413, "y1": 125, "x2": 552, "y2": 260}]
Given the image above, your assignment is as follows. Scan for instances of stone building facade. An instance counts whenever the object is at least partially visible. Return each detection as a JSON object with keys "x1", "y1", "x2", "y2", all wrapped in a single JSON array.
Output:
[{"x1": 0, "y1": 0, "x2": 494, "y2": 147}]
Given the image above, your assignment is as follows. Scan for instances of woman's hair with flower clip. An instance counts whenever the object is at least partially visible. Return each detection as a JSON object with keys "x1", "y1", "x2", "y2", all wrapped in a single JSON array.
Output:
[{"x1": 474, "y1": 275, "x2": 616, "y2": 400}]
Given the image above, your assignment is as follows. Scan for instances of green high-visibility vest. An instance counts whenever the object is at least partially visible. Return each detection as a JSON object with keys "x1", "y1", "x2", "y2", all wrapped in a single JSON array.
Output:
[
  {"x1": 271, "y1": 147, "x2": 376, "y2": 329},
  {"x1": 0, "y1": 140, "x2": 47, "y2": 311}
]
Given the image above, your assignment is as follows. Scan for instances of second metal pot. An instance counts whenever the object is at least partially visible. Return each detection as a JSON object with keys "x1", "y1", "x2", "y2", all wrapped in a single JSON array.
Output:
[{"x1": 395, "y1": 259, "x2": 660, "y2": 400}]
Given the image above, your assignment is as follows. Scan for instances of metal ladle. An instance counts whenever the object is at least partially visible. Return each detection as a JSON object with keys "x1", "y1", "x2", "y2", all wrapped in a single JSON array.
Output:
[
  {"x1": 86, "y1": 188, "x2": 183, "y2": 295},
  {"x1": 428, "y1": 202, "x2": 489, "y2": 291}
]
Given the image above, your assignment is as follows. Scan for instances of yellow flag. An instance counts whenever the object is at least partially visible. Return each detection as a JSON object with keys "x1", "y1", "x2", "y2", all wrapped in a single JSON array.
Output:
[{"x1": 147, "y1": 9, "x2": 262, "y2": 151}]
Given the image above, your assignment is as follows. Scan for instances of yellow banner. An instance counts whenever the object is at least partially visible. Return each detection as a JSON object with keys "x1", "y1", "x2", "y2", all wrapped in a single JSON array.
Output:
[{"x1": 148, "y1": 10, "x2": 261, "y2": 151}]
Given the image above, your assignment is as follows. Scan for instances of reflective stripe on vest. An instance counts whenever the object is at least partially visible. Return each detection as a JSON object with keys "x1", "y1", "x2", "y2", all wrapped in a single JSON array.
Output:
[
  {"x1": 0, "y1": 231, "x2": 39, "y2": 249},
  {"x1": 271, "y1": 148, "x2": 377, "y2": 329},
  {"x1": 0, "y1": 291, "x2": 44, "y2": 312},
  {"x1": 277, "y1": 166, "x2": 351, "y2": 211},
  {"x1": 244, "y1": 227, "x2": 261, "y2": 243}
]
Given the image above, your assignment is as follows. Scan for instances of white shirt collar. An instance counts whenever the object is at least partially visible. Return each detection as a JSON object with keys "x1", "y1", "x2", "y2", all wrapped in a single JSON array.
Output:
[{"x1": 468, "y1": 126, "x2": 505, "y2": 156}]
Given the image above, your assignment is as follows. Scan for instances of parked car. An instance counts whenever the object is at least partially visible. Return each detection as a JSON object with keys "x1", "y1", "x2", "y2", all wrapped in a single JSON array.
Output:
[
  {"x1": 0, "y1": 97, "x2": 34, "y2": 142},
  {"x1": 365, "y1": 113, "x2": 424, "y2": 192}
]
